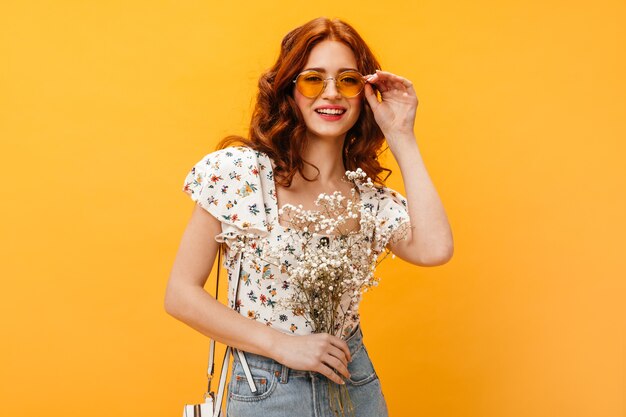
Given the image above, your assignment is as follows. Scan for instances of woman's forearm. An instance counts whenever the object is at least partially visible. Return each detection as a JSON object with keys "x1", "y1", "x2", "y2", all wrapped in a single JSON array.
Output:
[
  {"x1": 390, "y1": 134, "x2": 454, "y2": 264},
  {"x1": 164, "y1": 283, "x2": 285, "y2": 359}
]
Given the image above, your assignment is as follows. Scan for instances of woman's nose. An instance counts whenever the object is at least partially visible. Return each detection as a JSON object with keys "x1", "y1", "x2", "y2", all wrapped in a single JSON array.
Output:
[{"x1": 320, "y1": 79, "x2": 342, "y2": 99}]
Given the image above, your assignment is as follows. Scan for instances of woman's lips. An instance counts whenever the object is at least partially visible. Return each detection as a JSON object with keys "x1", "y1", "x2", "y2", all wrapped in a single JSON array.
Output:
[{"x1": 315, "y1": 111, "x2": 345, "y2": 121}]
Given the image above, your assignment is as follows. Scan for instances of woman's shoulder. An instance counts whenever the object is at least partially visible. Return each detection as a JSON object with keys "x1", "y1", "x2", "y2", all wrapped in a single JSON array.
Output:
[
  {"x1": 362, "y1": 182, "x2": 410, "y2": 252},
  {"x1": 182, "y1": 145, "x2": 272, "y2": 238},
  {"x1": 372, "y1": 184, "x2": 408, "y2": 208},
  {"x1": 195, "y1": 145, "x2": 261, "y2": 166},
  {"x1": 186, "y1": 145, "x2": 274, "y2": 180},
  {"x1": 184, "y1": 145, "x2": 272, "y2": 190}
]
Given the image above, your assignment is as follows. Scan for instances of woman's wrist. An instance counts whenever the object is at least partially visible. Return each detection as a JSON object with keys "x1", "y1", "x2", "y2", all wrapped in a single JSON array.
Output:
[{"x1": 262, "y1": 328, "x2": 288, "y2": 363}]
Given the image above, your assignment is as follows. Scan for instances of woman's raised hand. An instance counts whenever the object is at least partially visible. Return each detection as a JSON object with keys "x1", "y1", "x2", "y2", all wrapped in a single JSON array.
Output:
[
  {"x1": 363, "y1": 70, "x2": 419, "y2": 148},
  {"x1": 271, "y1": 332, "x2": 353, "y2": 385}
]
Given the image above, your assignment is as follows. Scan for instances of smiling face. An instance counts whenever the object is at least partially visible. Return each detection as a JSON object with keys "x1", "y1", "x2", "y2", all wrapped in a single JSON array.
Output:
[{"x1": 293, "y1": 40, "x2": 362, "y2": 144}]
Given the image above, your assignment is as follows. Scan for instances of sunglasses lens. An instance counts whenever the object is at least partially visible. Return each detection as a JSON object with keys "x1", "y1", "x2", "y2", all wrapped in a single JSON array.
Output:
[
  {"x1": 337, "y1": 72, "x2": 364, "y2": 97},
  {"x1": 296, "y1": 72, "x2": 324, "y2": 98},
  {"x1": 295, "y1": 71, "x2": 364, "y2": 98}
]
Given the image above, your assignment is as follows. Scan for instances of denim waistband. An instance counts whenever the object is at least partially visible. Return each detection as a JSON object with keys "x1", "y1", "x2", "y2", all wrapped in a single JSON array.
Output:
[{"x1": 232, "y1": 324, "x2": 365, "y2": 384}]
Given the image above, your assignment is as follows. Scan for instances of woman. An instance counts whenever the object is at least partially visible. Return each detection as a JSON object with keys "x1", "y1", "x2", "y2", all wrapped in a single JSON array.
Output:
[{"x1": 165, "y1": 17, "x2": 453, "y2": 417}]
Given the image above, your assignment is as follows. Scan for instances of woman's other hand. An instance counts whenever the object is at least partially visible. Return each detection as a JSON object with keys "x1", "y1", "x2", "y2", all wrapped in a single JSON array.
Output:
[{"x1": 363, "y1": 70, "x2": 419, "y2": 150}]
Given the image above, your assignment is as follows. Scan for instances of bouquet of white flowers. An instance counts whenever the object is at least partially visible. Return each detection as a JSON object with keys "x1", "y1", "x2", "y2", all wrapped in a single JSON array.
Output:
[{"x1": 234, "y1": 169, "x2": 407, "y2": 417}]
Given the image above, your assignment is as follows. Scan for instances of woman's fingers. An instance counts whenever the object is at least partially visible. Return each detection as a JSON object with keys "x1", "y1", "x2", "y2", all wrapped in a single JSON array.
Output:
[
  {"x1": 329, "y1": 334, "x2": 352, "y2": 363},
  {"x1": 368, "y1": 75, "x2": 389, "y2": 92},
  {"x1": 273, "y1": 332, "x2": 354, "y2": 385},
  {"x1": 323, "y1": 352, "x2": 351, "y2": 379},
  {"x1": 319, "y1": 335, "x2": 351, "y2": 382},
  {"x1": 317, "y1": 361, "x2": 348, "y2": 385},
  {"x1": 376, "y1": 69, "x2": 414, "y2": 88},
  {"x1": 365, "y1": 70, "x2": 414, "y2": 93},
  {"x1": 363, "y1": 81, "x2": 381, "y2": 108},
  {"x1": 326, "y1": 345, "x2": 351, "y2": 374}
]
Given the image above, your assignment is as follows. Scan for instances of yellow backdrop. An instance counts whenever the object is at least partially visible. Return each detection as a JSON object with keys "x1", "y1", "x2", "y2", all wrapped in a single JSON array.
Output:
[{"x1": 1, "y1": 1, "x2": 624, "y2": 416}]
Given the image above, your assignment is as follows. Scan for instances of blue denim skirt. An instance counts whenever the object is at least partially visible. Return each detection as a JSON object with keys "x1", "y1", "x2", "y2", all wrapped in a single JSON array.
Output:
[{"x1": 225, "y1": 324, "x2": 389, "y2": 417}]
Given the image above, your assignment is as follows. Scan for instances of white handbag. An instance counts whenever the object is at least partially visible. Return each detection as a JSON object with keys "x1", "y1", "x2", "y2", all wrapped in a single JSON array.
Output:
[{"x1": 183, "y1": 245, "x2": 257, "y2": 417}]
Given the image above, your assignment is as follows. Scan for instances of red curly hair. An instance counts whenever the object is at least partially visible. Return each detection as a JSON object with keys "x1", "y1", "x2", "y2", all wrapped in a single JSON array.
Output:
[{"x1": 217, "y1": 17, "x2": 390, "y2": 187}]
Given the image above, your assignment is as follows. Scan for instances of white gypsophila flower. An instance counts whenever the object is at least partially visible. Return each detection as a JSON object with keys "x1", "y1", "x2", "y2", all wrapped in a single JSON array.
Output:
[{"x1": 235, "y1": 170, "x2": 399, "y2": 339}]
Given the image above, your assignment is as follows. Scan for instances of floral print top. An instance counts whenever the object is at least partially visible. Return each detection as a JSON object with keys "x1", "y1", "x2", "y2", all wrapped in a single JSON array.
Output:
[{"x1": 182, "y1": 146, "x2": 410, "y2": 337}]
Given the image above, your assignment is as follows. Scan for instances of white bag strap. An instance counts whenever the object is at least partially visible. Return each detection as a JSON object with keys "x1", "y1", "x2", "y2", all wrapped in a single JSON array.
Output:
[{"x1": 205, "y1": 244, "x2": 257, "y2": 417}]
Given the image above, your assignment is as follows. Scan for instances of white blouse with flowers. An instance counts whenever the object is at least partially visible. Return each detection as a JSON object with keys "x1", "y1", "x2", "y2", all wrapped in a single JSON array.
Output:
[{"x1": 182, "y1": 146, "x2": 410, "y2": 338}]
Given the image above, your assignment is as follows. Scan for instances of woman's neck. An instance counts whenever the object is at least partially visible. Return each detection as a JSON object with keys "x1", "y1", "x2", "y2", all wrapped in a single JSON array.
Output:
[{"x1": 299, "y1": 135, "x2": 346, "y2": 185}]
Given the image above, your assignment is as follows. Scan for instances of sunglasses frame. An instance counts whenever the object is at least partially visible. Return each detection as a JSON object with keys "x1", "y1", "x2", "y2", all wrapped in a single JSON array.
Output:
[{"x1": 292, "y1": 70, "x2": 366, "y2": 99}]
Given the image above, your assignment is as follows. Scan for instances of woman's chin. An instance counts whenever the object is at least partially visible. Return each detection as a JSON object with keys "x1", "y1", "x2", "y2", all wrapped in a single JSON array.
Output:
[
  {"x1": 306, "y1": 129, "x2": 350, "y2": 142},
  {"x1": 306, "y1": 123, "x2": 357, "y2": 141}
]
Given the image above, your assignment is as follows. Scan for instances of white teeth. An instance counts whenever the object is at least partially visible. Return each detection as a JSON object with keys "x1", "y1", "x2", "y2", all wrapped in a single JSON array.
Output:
[{"x1": 316, "y1": 108, "x2": 345, "y2": 115}]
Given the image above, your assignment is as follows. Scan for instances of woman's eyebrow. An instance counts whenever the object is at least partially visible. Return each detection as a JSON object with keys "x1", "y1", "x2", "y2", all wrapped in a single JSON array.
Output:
[{"x1": 303, "y1": 67, "x2": 359, "y2": 73}]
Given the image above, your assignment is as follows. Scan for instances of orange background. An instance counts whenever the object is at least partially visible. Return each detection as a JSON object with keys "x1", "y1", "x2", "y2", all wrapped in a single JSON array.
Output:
[{"x1": 1, "y1": 1, "x2": 624, "y2": 416}]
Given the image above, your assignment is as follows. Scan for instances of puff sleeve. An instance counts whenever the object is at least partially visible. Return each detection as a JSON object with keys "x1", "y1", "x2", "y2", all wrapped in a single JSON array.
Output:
[
  {"x1": 372, "y1": 186, "x2": 411, "y2": 254},
  {"x1": 182, "y1": 147, "x2": 270, "y2": 243}
]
